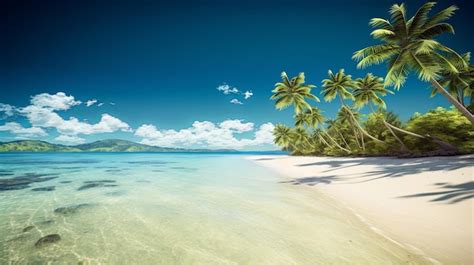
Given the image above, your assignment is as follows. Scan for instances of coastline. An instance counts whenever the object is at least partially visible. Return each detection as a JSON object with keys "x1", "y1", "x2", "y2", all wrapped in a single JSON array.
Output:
[{"x1": 247, "y1": 155, "x2": 473, "y2": 265}]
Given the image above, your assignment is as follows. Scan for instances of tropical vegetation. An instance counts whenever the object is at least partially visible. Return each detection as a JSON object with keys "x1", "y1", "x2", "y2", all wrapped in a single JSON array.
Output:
[{"x1": 271, "y1": 2, "x2": 473, "y2": 157}]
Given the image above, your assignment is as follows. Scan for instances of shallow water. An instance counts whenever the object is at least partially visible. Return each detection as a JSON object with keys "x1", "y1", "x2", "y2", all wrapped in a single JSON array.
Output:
[{"x1": 0, "y1": 153, "x2": 427, "y2": 264}]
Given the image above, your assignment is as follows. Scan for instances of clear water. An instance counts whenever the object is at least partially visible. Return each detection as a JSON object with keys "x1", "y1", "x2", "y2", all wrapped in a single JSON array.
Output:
[{"x1": 0, "y1": 153, "x2": 427, "y2": 264}]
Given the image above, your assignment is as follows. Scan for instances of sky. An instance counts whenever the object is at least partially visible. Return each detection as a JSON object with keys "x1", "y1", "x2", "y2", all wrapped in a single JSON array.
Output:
[{"x1": 0, "y1": 0, "x2": 472, "y2": 150}]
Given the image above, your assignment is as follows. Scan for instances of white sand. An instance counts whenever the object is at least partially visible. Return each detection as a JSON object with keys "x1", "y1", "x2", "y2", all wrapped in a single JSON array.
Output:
[{"x1": 248, "y1": 155, "x2": 474, "y2": 265}]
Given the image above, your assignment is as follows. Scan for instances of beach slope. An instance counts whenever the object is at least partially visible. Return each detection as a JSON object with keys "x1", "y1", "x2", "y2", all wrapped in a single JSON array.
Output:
[{"x1": 249, "y1": 155, "x2": 473, "y2": 265}]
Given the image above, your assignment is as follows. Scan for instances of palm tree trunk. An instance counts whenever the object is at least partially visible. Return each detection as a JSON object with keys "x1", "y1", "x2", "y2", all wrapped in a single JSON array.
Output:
[
  {"x1": 382, "y1": 120, "x2": 409, "y2": 152},
  {"x1": 343, "y1": 106, "x2": 384, "y2": 143},
  {"x1": 384, "y1": 122, "x2": 425, "y2": 138},
  {"x1": 367, "y1": 104, "x2": 409, "y2": 152},
  {"x1": 360, "y1": 133, "x2": 365, "y2": 151},
  {"x1": 323, "y1": 131, "x2": 351, "y2": 154},
  {"x1": 337, "y1": 131, "x2": 350, "y2": 148},
  {"x1": 431, "y1": 79, "x2": 474, "y2": 125},
  {"x1": 317, "y1": 133, "x2": 333, "y2": 148}
]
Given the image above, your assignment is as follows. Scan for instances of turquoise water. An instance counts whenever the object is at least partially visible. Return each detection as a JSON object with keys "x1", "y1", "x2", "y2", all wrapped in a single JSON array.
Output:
[{"x1": 0, "y1": 153, "x2": 426, "y2": 264}]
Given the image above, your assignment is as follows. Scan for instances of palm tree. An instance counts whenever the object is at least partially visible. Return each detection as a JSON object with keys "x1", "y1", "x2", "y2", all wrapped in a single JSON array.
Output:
[
  {"x1": 336, "y1": 107, "x2": 363, "y2": 150},
  {"x1": 352, "y1": 2, "x2": 474, "y2": 124},
  {"x1": 292, "y1": 127, "x2": 313, "y2": 153},
  {"x1": 353, "y1": 73, "x2": 411, "y2": 152},
  {"x1": 271, "y1": 72, "x2": 319, "y2": 114},
  {"x1": 273, "y1": 124, "x2": 294, "y2": 150},
  {"x1": 326, "y1": 119, "x2": 351, "y2": 149},
  {"x1": 302, "y1": 107, "x2": 351, "y2": 153},
  {"x1": 432, "y1": 52, "x2": 473, "y2": 107},
  {"x1": 322, "y1": 69, "x2": 383, "y2": 148}
]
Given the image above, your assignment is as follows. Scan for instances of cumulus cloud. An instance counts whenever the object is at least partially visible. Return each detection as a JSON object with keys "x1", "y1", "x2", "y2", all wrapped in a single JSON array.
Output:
[
  {"x1": 243, "y1": 90, "x2": 253, "y2": 99},
  {"x1": 86, "y1": 99, "x2": 98, "y2": 107},
  {"x1": 0, "y1": 122, "x2": 47, "y2": 137},
  {"x1": 0, "y1": 92, "x2": 130, "y2": 141},
  {"x1": 217, "y1": 84, "x2": 239, "y2": 94},
  {"x1": 30, "y1": 92, "x2": 81, "y2": 110},
  {"x1": 219, "y1": 120, "x2": 253, "y2": 132},
  {"x1": 0, "y1": 103, "x2": 16, "y2": 119},
  {"x1": 19, "y1": 105, "x2": 131, "y2": 135},
  {"x1": 54, "y1": 134, "x2": 86, "y2": 144},
  {"x1": 230, "y1": 99, "x2": 243, "y2": 105},
  {"x1": 97, "y1": 103, "x2": 104, "y2": 107},
  {"x1": 135, "y1": 119, "x2": 275, "y2": 149}
]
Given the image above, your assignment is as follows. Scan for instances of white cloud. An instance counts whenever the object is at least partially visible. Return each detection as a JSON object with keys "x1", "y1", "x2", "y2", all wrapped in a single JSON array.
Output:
[
  {"x1": 3, "y1": 92, "x2": 132, "y2": 141},
  {"x1": 110, "y1": 102, "x2": 116, "y2": 106},
  {"x1": 55, "y1": 134, "x2": 86, "y2": 144},
  {"x1": 135, "y1": 119, "x2": 275, "y2": 149},
  {"x1": 19, "y1": 105, "x2": 131, "y2": 136},
  {"x1": 86, "y1": 99, "x2": 98, "y2": 107},
  {"x1": 30, "y1": 92, "x2": 81, "y2": 110},
  {"x1": 97, "y1": 103, "x2": 104, "y2": 107},
  {"x1": 219, "y1": 120, "x2": 253, "y2": 133},
  {"x1": 243, "y1": 90, "x2": 253, "y2": 99},
  {"x1": 230, "y1": 99, "x2": 243, "y2": 105},
  {"x1": 0, "y1": 122, "x2": 47, "y2": 137},
  {"x1": 217, "y1": 84, "x2": 239, "y2": 94},
  {"x1": 0, "y1": 103, "x2": 16, "y2": 118}
]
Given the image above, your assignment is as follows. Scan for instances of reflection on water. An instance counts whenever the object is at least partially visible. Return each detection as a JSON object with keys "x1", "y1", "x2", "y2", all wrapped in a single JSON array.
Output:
[{"x1": 0, "y1": 153, "x2": 428, "y2": 264}]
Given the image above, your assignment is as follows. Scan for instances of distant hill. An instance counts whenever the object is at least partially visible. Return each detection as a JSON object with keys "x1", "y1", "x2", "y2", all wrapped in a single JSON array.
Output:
[
  {"x1": 0, "y1": 139, "x2": 238, "y2": 153},
  {"x1": 0, "y1": 140, "x2": 80, "y2": 152}
]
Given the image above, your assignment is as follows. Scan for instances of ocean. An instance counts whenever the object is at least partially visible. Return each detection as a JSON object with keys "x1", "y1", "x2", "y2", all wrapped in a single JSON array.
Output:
[{"x1": 0, "y1": 153, "x2": 426, "y2": 264}]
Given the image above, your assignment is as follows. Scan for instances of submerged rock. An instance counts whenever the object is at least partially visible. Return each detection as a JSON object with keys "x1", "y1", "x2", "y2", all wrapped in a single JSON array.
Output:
[
  {"x1": 105, "y1": 169, "x2": 122, "y2": 172},
  {"x1": 105, "y1": 190, "x2": 126, "y2": 196},
  {"x1": 60, "y1": 181, "x2": 72, "y2": 184},
  {"x1": 34, "y1": 234, "x2": 61, "y2": 247},
  {"x1": 136, "y1": 180, "x2": 151, "y2": 183},
  {"x1": 37, "y1": 220, "x2": 56, "y2": 226},
  {"x1": 83, "y1": 180, "x2": 116, "y2": 183},
  {"x1": 0, "y1": 173, "x2": 58, "y2": 192},
  {"x1": 31, "y1": 186, "x2": 55, "y2": 192},
  {"x1": 22, "y1": 225, "x2": 35, "y2": 232},
  {"x1": 77, "y1": 183, "x2": 102, "y2": 190},
  {"x1": 54, "y1": 203, "x2": 93, "y2": 215},
  {"x1": 78, "y1": 180, "x2": 117, "y2": 190}
]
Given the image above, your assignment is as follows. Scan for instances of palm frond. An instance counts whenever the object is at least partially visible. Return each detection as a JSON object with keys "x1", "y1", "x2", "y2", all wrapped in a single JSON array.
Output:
[
  {"x1": 407, "y1": 2, "x2": 436, "y2": 35},
  {"x1": 418, "y1": 23, "x2": 455, "y2": 39},
  {"x1": 423, "y1": 5, "x2": 458, "y2": 29}
]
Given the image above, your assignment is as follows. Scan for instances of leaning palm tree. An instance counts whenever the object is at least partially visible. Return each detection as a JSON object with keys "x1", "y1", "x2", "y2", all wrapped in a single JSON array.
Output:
[
  {"x1": 353, "y1": 73, "x2": 417, "y2": 152},
  {"x1": 304, "y1": 107, "x2": 351, "y2": 153},
  {"x1": 322, "y1": 69, "x2": 383, "y2": 147},
  {"x1": 432, "y1": 52, "x2": 473, "y2": 107},
  {"x1": 292, "y1": 127, "x2": 313, "y2": 153},
  {"x1": 273, "y1": 124, "x2": 294, "y2": 150},
  {"x1": 336, "y1": 107, "x2": 363, "y2": 150},
  {"x1": 294, "y1": 110, "x2": 329, "y2": 151},
  {"x1": 271, "y1": 72, "x2": 319, "y2": 114},
  {"x1": 326, "y1": 119, "x2": 352, "y2": 149},
  {"x1": 353, "y1": 2, "x2": 474, "y2": 124}
]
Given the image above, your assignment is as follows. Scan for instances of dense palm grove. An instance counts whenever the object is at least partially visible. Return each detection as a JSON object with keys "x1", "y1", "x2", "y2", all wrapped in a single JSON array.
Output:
[{"x1": 271, "y1": 2, "x2": 473, "y2": 157}]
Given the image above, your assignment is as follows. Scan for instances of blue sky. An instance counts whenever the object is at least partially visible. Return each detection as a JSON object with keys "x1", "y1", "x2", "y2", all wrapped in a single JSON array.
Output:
[{"x1": 0, "y1": 0, "x2": 472, "y2": 150}]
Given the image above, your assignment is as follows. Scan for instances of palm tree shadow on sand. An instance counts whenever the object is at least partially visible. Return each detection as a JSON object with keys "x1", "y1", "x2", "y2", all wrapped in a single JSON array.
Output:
[
  {"x1": 279, "y1": 155, "x2": 473, "y2": 203},
  {"x1": 279, "y1": 175, "x2": 341, "y2": 186},
  {"x1": 399, "y1": 181, "x2": 474, "y2": 204}
]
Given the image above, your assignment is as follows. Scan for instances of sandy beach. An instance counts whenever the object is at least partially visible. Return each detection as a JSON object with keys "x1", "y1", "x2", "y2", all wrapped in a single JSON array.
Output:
[{"x1": 249, "y1": 155, "x2": 473, "y2": 265}]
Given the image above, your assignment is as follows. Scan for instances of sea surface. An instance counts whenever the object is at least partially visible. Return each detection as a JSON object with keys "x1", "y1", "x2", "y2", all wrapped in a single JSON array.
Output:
[{"x1": 0, "y1": 153, "x2": 427, "y2": 264}]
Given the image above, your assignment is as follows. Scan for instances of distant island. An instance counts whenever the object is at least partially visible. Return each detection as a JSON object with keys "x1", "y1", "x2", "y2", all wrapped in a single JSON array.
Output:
[{"x1": 0, "y1": 139, "x2": 239, "y2": 153}]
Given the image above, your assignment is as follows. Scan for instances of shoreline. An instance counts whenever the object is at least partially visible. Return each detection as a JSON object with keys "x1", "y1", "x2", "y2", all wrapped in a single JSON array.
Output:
[{"x1": 247, "y1": 155, "x2": 473, "y2": 265}]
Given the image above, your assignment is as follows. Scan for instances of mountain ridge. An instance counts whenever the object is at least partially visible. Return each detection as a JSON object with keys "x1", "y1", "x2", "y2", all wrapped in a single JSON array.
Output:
[{"x1": 0, "y1": 139, "x2": 239, "y2": 152}]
